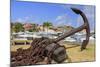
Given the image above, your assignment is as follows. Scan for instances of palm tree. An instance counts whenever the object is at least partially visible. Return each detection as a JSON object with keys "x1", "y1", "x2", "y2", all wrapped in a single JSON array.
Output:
[
  {"x1": 43, "y1": 22, "x2": 52, "y2": 33},
  {"x1": 32, "y1": 23, "x2": 39, "y2": 32}
]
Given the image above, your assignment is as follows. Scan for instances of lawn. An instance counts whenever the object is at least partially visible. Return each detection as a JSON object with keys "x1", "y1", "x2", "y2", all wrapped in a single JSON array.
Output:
[
  {"x1": 12, "y1": 40, "x2": 32, "y2": 43},
  {"x1": 63, "y1": 43, "x2": 95, "y2": 63}
]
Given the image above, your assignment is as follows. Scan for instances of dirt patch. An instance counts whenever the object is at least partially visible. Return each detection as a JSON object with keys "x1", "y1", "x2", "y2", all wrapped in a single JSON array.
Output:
[{"x1": 11, "y1": 40, "x2": 95, "y2": 65}]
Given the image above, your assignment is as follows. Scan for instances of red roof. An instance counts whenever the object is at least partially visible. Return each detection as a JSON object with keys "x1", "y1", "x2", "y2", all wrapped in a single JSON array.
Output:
[{"x1": 23, "y1": 23, "x2": 33, "y2": 30}]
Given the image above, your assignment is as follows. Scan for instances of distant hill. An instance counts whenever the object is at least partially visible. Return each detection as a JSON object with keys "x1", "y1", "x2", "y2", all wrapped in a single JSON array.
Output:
[
  {"x1": 57, "y1": 25, "x2": 74, "y2": 32},
  {"x1": 64, "y1": 25, "x2": 74, "y2": 30}
]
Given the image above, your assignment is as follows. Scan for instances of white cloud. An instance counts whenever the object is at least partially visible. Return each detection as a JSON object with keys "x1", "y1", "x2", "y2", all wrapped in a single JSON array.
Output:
[
  {"x1": 15, "y1": 16, "x2": 34, "y2": 23},
  {"x1": 55, "y1": 14, "x2": 72, "y2": 26},
  {"x1": 16, "y1": 18, "x2": 24, "y2": 22}
]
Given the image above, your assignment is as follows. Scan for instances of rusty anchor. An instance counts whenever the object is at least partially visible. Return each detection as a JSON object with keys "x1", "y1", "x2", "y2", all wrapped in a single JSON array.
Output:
[
  {"x1": 11, "y1": 8, "x2": 90, "y2": 66},
  {"x1": 44, "y1": 8, "x2": 90, "y2": 63},
  {"x1": 54, "y1": 8, "x2": 90, "y2": 51}
]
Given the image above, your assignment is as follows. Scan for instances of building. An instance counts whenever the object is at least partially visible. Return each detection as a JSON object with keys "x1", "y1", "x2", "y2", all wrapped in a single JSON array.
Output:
[{"x1": 23, "y1": 23, "x2": 33, "y2": 31}]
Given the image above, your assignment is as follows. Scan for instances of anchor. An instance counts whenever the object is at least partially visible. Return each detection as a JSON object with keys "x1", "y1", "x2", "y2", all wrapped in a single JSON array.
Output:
[{"x1": 11, "y1": 8, "x2": 90, "y2": 66}]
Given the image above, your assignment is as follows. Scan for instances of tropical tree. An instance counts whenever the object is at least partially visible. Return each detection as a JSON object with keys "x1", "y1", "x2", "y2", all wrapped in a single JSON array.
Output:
[
  {"x1": 11, "y1": 22, "x2": 14, "y2": 32},
  {"x1": 43, "y1": 22, "x2": 52, "y2": 33},
  {"x1": 31, "y1": 23, "x2": 39, "y2": 32},
  {"x1": 13, "y1": 22, "x2": 24, "y2": 33},
  {"x1": 11, "y1": 22, "x2": 13, "y2": 29}
]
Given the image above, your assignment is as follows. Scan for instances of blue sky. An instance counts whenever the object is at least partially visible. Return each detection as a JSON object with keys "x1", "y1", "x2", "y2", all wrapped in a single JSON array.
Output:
[{"x1": 11, "y1": 0, "x2": 95, "y2": 31}]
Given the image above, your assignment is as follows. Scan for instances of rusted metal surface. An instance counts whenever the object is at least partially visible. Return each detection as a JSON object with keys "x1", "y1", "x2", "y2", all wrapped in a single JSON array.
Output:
[{"x1": 11, "y1": 8, "x2": 90, "y2": 66}]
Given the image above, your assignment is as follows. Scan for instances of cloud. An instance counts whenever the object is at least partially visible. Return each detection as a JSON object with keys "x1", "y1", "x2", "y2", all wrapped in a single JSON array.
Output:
[
  {"x1": 15, "y1": 16, "x2": 34, "y2": 23},
  {"x1": 16, "y1": 17, "x2": 28, "y2": 22},
  {"x1": 54, "y1": 14, "x2": 72, "y2": 26},
  {"x1": 16, "y1": 18, "x2": 24, "y2": 22}
]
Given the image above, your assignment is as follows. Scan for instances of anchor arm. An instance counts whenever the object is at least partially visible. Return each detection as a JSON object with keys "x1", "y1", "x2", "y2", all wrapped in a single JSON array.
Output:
[
  {"x1": 54, "y1": 8, "x2": 90, "y2": 51},
  {"x1": 71, "y1": 8, "x2": 90, "y2": 51}
]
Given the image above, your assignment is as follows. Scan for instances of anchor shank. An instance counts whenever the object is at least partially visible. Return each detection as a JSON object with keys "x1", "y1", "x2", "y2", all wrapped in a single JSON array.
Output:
[{"x1": 54, "y1": 25, "x2": 86, "y2": 42}]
